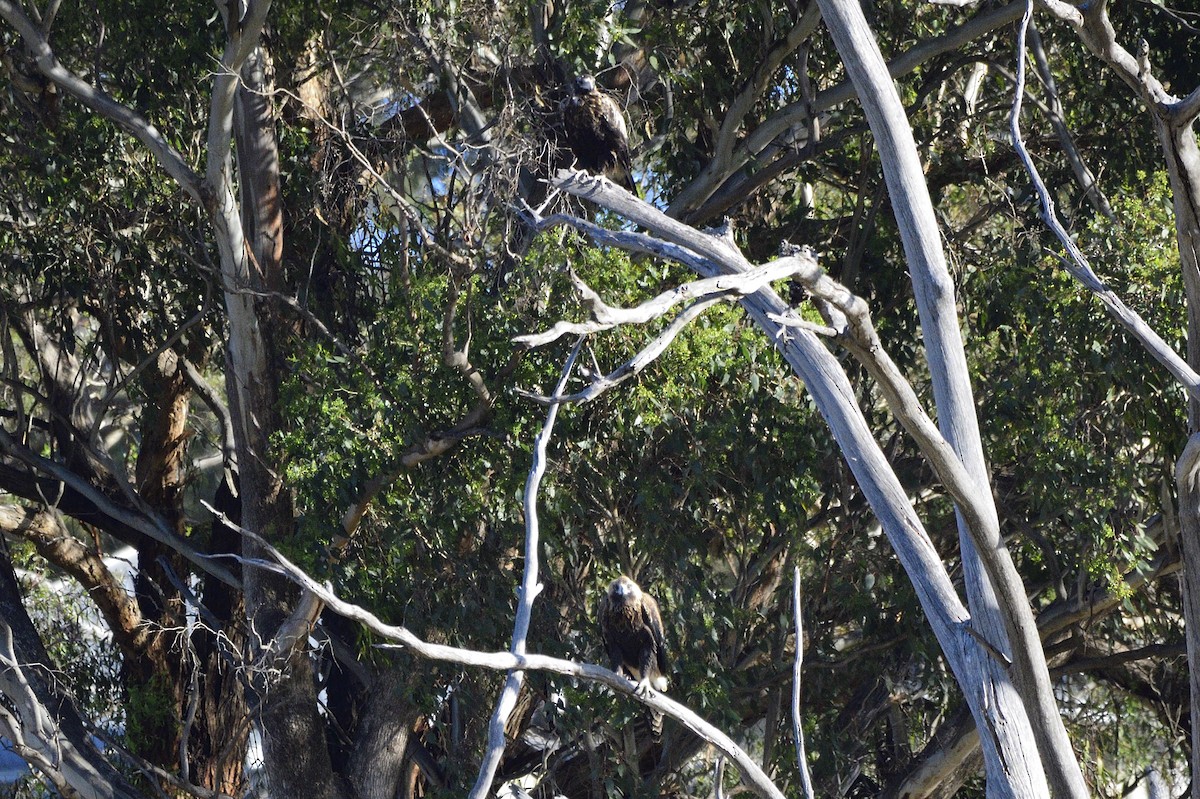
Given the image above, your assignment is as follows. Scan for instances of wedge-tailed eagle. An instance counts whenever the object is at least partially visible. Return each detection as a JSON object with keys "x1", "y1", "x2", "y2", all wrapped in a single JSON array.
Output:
[
  {"x1": 562, "y1": 75, "x2": 639, "y2": 196},
  {"x1": 599, "y1": 575, "x2": 669, "y2": 736}
]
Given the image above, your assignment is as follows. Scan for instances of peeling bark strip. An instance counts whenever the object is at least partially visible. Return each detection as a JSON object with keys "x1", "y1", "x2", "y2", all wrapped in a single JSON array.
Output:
[{"x1": 234, "y1": 46, "x2": 284, "y2": 289}]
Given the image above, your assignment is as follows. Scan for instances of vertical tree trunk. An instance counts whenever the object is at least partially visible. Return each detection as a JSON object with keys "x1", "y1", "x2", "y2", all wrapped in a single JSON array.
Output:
[
  {"x1": 126, "y1": 351, "x2": 189, "y2": 774},
  {"x1": 811, "y1": 0, "x2": 1082, "y2": 795},
  {"x1": 1159, "y1": 113, "x2": 1200, "y2": 799},
  {"x1": 1175, "y1": 438, "x2": 1200, "y2": 799},
  {"x1": 218, "y1": 44, "x2": 343, "y2": 799}
]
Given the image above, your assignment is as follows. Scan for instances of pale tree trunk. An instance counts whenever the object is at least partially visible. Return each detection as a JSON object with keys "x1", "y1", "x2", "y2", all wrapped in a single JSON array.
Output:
[
  {"x1": 812, "y1": 0, "x2": 1086, "y2": 795},
  {"x1": 1161, "y1": 113, "x2": 1200, "y2": 799},
  {"x1": 1177, "y1": 439, "x2": 1200, "y2": 799},
  {"x1": 220, "y1": 41, "x2": 345, "y2": 799}
]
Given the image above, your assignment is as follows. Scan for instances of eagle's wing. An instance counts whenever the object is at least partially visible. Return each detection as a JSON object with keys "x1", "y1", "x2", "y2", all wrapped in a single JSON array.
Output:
[
  {"x1": 641, "y1": 594, "x2": 669, "y2": 681},
  {"x1": 595, "y1": 93, "x2": 629, "y2": 145},
  {"x1": 595, "y1": 93, "x2": 638, "y2": 195},
  {"x1": 598, "y1": 591, "x2": 622, "y2": 672}
]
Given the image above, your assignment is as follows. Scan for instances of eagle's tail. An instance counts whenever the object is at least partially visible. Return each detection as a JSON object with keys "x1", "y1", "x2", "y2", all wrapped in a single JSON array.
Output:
[
  {"x1": 649, "y1": 708, "x2": 664, "y2": 739},
  {"x1": 613, "y1": 152, "x2": 641, "y2": 198},
  {"x1": 621, "y1": 172, "x2": 641, "y2": 199}
]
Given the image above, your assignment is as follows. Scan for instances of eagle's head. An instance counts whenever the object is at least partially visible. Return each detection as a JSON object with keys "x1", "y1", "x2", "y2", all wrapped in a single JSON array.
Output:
[
  {"x1": 572, "y1": 74, "x2": 597, "y2": 96},
  {"x1": 607, "y1": 575, "x2": 642, "y2": 607}
]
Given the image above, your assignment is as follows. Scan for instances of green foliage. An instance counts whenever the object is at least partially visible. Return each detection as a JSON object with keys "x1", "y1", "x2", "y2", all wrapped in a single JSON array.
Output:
[
  {"x1": 1, "y1": 0, "x2": 1195, "y2": 793},
  {"x1": 124, "y1": 674, "x2": 179, "y2": 756}
]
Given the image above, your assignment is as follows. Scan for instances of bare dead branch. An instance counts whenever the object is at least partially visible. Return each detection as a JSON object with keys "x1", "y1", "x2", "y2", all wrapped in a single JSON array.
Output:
[
  {"x1": 0, "y1": 608, "x2": 142, "y2": 799},
  {"x1": 1010, "y1": 3, "x2": 1200, "y2": 401},
  {"x1": 791, "y1": 568, "x2": 815, "y2": 799},
  {"x1": 529, "y1": 207, "x2": 718, "y2": 276},
  {"x1": 213, "y1": 515, "x2": 786, "y2": 799},
  {"x1": 468, "y1": 340, "x2": 580, "y2": 799},
  {"x1": 1178, "y1": 86, "x2": 1200, "y2": 126},
  {"x1": 514, "y1": 260, "x2": 807, "y2": 349},
  {"x1": 1035, "y1": 0, "x2": 1176, "y2": 105},
  {"x1": 518, "y1": 298, "x2": 722, "y2": 405},
  {"x1": 0, "y1": 625, "x2": 87, "y2": 799}
]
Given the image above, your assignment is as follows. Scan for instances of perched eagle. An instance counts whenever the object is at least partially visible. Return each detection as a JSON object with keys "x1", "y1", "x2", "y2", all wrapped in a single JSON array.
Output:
[
  {"x1": 599, "y1": 575, "x2": 669, "y2": 736},
  {"x1": 562, "y1": 75, "x2": 639, "y2": 196}
]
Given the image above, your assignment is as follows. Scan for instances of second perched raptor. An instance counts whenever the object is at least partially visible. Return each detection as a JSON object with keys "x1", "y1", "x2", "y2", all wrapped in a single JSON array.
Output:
[{"x1": 599, "y1": 575, "x2": 669, "y2": 735}]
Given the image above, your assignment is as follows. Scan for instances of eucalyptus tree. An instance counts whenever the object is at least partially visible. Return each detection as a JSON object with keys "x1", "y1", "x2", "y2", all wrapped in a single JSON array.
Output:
[{"x1": 0, "y1": 0, "x2": 1195, "y2": 797}]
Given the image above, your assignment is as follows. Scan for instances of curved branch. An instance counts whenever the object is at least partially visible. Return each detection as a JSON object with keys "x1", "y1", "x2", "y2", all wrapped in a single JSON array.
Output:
[
  {"x1": 519, "y1": 298, "x2": 722, "y2": 405},
  {"x1": 668, "y1": 4, "x2": 821, "y2": 214},
  {"x1": 515, "y1": 260, "x2": 805, "y2": 349},
  {"x1": 0, "y1": 427, "x2": 240, "y2": 589},
  {"x1": 670, "y1": 0, "x2": 1028, "y2": 217},
  {"x1": 0, "y1": 1, "x2": 203, "y2": 201},
  {"x1": 0, "y1": 504, "x2": 149, "y2": 656},
  {"x1": 224, "y1": 523, "x2": 786, "y2": 799},
  {"x1": 1035, "y1": 0, "x2": 1176, "y2": 107},
  {"x1": 1177, "y1": 85, "x2": 1200, "y2": 126}
]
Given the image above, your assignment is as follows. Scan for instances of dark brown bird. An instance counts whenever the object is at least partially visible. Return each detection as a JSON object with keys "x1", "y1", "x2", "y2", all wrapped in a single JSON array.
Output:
[
  {"x1": 562, "y1": 75, "x2": 639, "y2": 196},
  {"x1": 599, "y1": 575, "x2": 669, "y2": 736}
]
